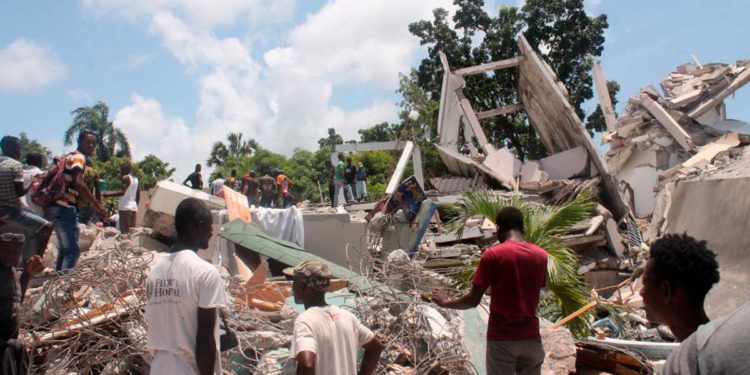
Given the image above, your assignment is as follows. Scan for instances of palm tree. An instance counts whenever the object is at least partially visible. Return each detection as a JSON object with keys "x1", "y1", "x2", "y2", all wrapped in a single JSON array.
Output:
[
  {"x1": 447, "y1": 190, "x2": 595, "y2": 337},
  {"x1": 64, "y1": 101, "x2": 131, "y2": 162},
  {"x1": 206, "y1": 132, "x2": 255, "y2": 166}
]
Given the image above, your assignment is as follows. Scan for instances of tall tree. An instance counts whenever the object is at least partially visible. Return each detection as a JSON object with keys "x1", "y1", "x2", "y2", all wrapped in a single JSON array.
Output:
[
  {"x1": 64, "y1": 101, "x2": 131, "y2": 162},
  {"x1": 409, "y1": 0, "x2": 610, "y2": 160},
  {"x1": 318, "y1": 128, "x2": 344, "y2": 149},
  {"x1": 17, "y1": 132, "x2": 53, "y2": 168},
  {"x1": 138, "y1": 154, "x2": 176, "y2": 189},
  {"x1": 206, "y1": 132, "x2": 256, "y2": 167},
  {"x1": 358, "y1": 122, "x2": 399, "y2": 143}
]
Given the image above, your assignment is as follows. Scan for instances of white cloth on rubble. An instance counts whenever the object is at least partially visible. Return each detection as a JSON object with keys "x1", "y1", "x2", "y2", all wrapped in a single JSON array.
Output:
[
  {"x1": 661, "y1": 300, "x2": 750, "y2": 375},
  {"x1": 145, "y1": 250, "x2": 227, "y2": 375},
  {"x1": 290, "y1": 305, "x2": 374, "y2": 375},
  {"x1": 250, "y1": 205, "x2": 305, "y2": 247}
]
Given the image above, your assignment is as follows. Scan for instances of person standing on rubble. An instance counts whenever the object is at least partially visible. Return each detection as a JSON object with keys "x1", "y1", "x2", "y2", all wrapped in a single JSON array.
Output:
[
  {"x1": 241, "y1": 171, "x2": 259, "y2": 206},
  {"x1": 102, "y1": 162, "x2": 139, "y2": 234},
  {"x1": 76, "y1": 153, "x2": 102, "y2": 225},
  {"x1": 228, "y1": 169, "x2": 240, "y2": 191},
  {"x1": 332, "y1": 153, "x2": 349, "y2": 207},
  {"x1": 53, "y1": 130, "x2": 108, "y2": 271},
  {"x1": 291, "y1": 261, "x2": 384, "y2": 375},
  {"x1": 355, "y1": 162, "x2": 367, "y2": 201},
  {"x1": 325, "y1": 161, "x2": 335, "y2": 207},
  {"x1": 0, "y1": 137, "x2": 53, "y2": 264},
  {"x1": 344, "y1": 158, "x2": 356, "y2": 203},
  {"x1": 210, "y1": 173, "x2": 225, "y2": 196},
  {"x1": 183, "y1": 164, "x2": 204, "y2": 190},
  {"x1": 422, "y1": 206, "x2": 548, "y2": 375},
  {"x1": 275, "y1": 169, "x2": 293, "y2": 208},
  {"x1": 258, "y1": 174, "x2": 276, "y2": 208},
  {"x1": 0, "y1": 231, "x2": 44, "y2": 374},
  {"x1": 146, "y1": 198, "x2": 227, "y2": 375}
]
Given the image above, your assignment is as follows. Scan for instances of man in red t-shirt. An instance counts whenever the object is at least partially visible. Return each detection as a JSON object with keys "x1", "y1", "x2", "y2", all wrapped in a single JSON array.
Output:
[{"x1": 422, "y1": 206, "x2": 548, "y2": 375}]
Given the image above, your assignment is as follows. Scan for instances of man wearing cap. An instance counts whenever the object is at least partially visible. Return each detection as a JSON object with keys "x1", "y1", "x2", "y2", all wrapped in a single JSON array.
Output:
[
  {"x1": 0, "y1": 136, "x2": 53, "y2": 263},
  {"x1": 52, "y1": 130, "x2": 107, "y2": 271},
  {"x1": 0, "y1": 231, "x2": 44, "y2": 373},
  {"x1": 291, "y1": 261, "x2": 384, "y2": 375}
]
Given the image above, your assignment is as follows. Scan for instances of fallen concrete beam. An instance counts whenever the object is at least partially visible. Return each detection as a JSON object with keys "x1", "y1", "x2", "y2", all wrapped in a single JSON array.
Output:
[
  {"x1": 437, "y1": 52, "x2": 465, "y2": 150},
  {"x1": 689, "y1": 67, "x2": 750, "y2": 118},
  {"x1": 640, "y1": 94, "x2": 694, "y2": 151},
  {"x1": 459, "y1": 98, "x2": 495, "y2": 154},
  {"x1": 476, "y1": 103, "x2": 524, "y2": 120},
  {"x1": 454, "y1": 56, "x2": 522, "y2": 76},
  {"x1": 592, "y1": 61, "x2": 618, "y2": 132},
  {"x1": 517, "y1": 35, "x2": 630, "y2": 220}
]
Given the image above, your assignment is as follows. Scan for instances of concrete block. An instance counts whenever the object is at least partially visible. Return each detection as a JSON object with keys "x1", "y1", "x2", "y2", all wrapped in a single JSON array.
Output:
[
  {"x1": 539, "y1": 146, "x2": 588, "y2": 180},
  {"x1": 482, "y1": 148, "x2": 521, "y2": 188},
  {"x1": 302, "y1": 212, "x2": 367, "y2": 273},
  {"x1": 520, "y1": 161, "x2": 546, "y2": 183},
  {"x1": 142, "y1": 181, "x2": 225, "y2": 239}
]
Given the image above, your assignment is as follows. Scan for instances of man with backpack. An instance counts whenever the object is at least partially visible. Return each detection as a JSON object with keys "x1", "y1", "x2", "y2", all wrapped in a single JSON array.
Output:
[
  {"x1": 41, "y1": 130, "x2": 107, "y2": 271},
  {"x1": 0, "y1": 136, "x2": 53, "y2": 263}
]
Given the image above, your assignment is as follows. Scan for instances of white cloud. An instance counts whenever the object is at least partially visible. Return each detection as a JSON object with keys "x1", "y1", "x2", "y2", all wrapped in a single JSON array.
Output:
[
  {"x1": 114, "y1": 93, "x2": 196, "y2": 177},
  {"x1": 82, "y1": 0, "x2": 294, "y2": 28},
  {"x1": 264, "y1": 0, "x2": 452, "y2": 87},
  {"x1": 99, "y1": 1, "x2": 454, "y2": 176},
  {"x1": 68, "y1": 88, "x2": 93, "y2": 102},
  {"x1": 0, "y1": 39, "x2": 66, "y2": 91}
]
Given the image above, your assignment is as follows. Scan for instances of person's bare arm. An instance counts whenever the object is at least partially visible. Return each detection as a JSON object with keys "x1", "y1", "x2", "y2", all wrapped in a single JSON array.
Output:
[
  {"x1": 358, "y1": 337, "x2": 384, "y2": 375},
  {"x1": 73, "y1": 171, "x2": 107, "y2": 218},
  {"x1": 103, "y1": 176, "x2": 129, "y2": 198},
  {"x1": 422, "y1": 283, "x2": 487, "y2": 310},
  {"x1": 94, "y1": 173, "x2": 102, "y2": 203},
  {"x1": 135, "y1": 185, "x2": 140, "y2": 204},
  {"x1": 14, "y1": 181, "x2": 28, "y2": 196},
  {"x1": 196, "y1": 307, "x2": 218, "y2": 375},
  {"x1": 20, "y1": 256, "x2": 43, "y2": 302},
  {"x1": 295, "y1": 351, "x2": 316, "y2": 375}
]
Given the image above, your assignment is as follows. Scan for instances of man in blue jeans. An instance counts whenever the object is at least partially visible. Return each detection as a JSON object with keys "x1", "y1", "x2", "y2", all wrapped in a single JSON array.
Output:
[
  {"x1": 51, "y1": 130, "x2": 107, "y2": 271},
  {"x1": 0, "y1": 136, "x2": 53, "y2": 262}
]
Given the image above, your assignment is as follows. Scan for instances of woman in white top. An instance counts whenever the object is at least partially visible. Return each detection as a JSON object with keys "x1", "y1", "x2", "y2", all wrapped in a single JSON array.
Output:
[{"x1": 104, "y1": 162, "x2": 140, "y2": 233}]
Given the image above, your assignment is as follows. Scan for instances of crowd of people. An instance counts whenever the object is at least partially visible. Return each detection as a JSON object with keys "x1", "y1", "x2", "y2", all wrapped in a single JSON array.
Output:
[{"x1": 2, "y1": 129, "x2": 749, "y2": 375}]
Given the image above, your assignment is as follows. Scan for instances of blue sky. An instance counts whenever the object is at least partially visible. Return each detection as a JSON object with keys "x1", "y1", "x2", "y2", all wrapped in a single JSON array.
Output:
[{"x1": 1, "y1": 0, "x2": 748, "y2": 178}]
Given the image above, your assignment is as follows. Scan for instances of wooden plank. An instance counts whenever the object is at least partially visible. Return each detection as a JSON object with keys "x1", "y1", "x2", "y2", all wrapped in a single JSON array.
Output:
[
  {"x1": 592, "y1": 61, "x2": 618, "y2": 132},
  {"x1": 385, "y1": 141, "x2": 414, "y2": 194},
  {"x1": 459, "y1": 98, "x2": 495, "y2": 154},
  {"x1": 640, "y1": 94, "x2": 694, "y2": 151},
  {"x1": 476, "y1": 103, "x2": 524, "y2": 120},
  {"x1": 454, "y1": 56, "x2": 522, "y2": 76},
  {"x1": 689, "y1": 67, "x2": 750, "y2": 118}
]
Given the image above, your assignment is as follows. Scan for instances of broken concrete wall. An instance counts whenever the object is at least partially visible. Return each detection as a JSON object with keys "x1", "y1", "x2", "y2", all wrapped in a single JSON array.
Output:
[
  {"x1": 666, "y1": 176, "x2": 750, "y2": 318},
  {"x1": 142, "y1": 181, "x2": 225, "y2": 239},
  {"x1": 302, "y1": 212, "x2": 368, "y2": 273},
  {"x1": 516, "y1": 35, "x2": 629, "y2": 220}
]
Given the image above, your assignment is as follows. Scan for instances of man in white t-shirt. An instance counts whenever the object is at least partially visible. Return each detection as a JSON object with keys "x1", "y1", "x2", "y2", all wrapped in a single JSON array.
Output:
[
  {"x1": 210, "y1": 174, "x2": 225, "y2": 196},
  {"x1": 290, "y1": 261, "x2": 384, "y2": 375},
  {"x1": 145, "y1": 198, "x2": 227, "y2": 375}
]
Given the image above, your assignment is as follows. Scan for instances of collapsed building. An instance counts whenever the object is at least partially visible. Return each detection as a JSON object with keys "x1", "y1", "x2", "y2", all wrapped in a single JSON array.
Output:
[{"x1": 11, "y1": 35, "x2": 750, "y2": 375}]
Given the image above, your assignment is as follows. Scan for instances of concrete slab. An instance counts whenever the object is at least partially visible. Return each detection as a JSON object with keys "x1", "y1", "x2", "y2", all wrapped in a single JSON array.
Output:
[
  {"x1": 539, "y1": 146, "x2": 588, "y2": 180},
  {"x1": 481, "y1": 148, "x2": 521, "y2": 188},
  {"x1": 302, "y1": 212, "x2": 367, "y2": 273},
  {"x1": 666, "y1": 177, "x2": 750, "y2": 318}
]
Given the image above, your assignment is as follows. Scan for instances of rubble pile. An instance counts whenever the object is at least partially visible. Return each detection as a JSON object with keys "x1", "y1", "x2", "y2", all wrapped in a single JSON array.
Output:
[
  {"x1": 21, "y1": 231, "x2": 157, "y2": 374},
  {"x1": 604, "y1": 60, "x2": 750, "y2": 222}
]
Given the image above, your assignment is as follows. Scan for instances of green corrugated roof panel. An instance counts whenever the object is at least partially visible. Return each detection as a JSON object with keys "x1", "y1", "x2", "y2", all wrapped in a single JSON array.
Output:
[{"x1": 220, "y1": 219, "x2": 402, "y2": 297}]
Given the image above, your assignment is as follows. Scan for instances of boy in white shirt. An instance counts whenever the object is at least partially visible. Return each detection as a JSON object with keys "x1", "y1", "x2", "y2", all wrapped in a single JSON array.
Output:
[
  {"x1": 291, "y1": 261, "x2": 384, "y2": 375},
  {"x1": 145, "y1": 198, "x2": 227, "y2": 375}
]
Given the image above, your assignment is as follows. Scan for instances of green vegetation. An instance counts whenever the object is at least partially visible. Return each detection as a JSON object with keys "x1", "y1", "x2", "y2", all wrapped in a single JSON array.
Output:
[{"x1": 64, "y1": 101, "x2": 131, "y2": 162}]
